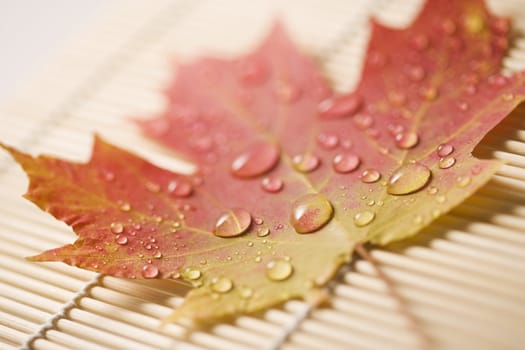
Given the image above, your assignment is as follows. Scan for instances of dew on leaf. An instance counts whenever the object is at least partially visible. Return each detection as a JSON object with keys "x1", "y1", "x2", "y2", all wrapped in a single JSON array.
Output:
[
  {"x1": 456, "y1": 176, "x2": 472, "y2": 187},
  {"x1": 427, "y1": 186, "x2": 438, "y2": 195},
  {"x1": 257, "y1": 227, "x2": 270, "y2": 237},
  {"x1": 214, "y1": 208, "x2": 252, "y2": 237},
  {"x1": 387, "y1": 163, "x2": 431, "y2": 195},
  {"x1": 333, "y1": 152, "x2": 360, "y2": 173},
  {"x1": 182, "y1": 267, "x2": 202, "y2": 280},
  {"x1": 141, "y1": 264, "x2": 159, "y2": 279},
  {"x1": 167, "y1": 180, "x2": 193, "y2": 197},
  {"x1": 317, "y1": 133, "x2": 339, "y2": 149},
  {"x1": 115, "y1": 235, "x2": 128, "y2": 245},
  {"x1": 292, "y1": 153, "x2": 320, "y2": 173},
  {"x1": 110, "y1": 222, "x2": 124, "y2": 234},
  {"x1": 119, "y1": 202, "x2": 131, "y2": 212},
  {"x1": 266, "y1": 258, "x2": 293, "y2": 281},
  {"x1": 395, "y1": 132, "x2": 419, "y2": 149},
  {"x1": 457, "y1": 101, "x2": 469, "y2": 111},
  {"x1": 353, "y1": 211, "x2": 376, "y2": 227},
  {"x1": 261, "y1": 177, "x2": 283, "y2": 193},
  {"x1": 361, "y1": 169, "x2": 381, "y2": 183},
  {"x1": 437, "y1": 143, "x2": 454, "y2": 157},
  {"x1": 254, "y1": 217, "x2": 264, "y2": 225},
  {"x1": 145, "y1": 181, "x2": 160, "y2": 193},
  {"x1": 210, "y1": 277, "x2": 233, "y2": 293},
  {"x1": 318, "y1": 93, "x2": 362, "y2": 119},
  {"x1": 354, "y1": 114, "x2": 373, "y2": 129},
  {"x1": 154, "y1": 251, "x2": 162, "y2": 259},
  {"x1": 439, "y1": 156, "x2": 456, "y2": 169},
  {"x1": 290, "y1": 194, "x2": 333, "y2": 234},
  {"x1": 231, "y1": 142, "x2": 280, "y2": 178}
]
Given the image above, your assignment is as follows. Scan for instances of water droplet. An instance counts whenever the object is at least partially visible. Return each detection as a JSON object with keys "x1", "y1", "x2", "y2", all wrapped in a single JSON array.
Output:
[
  {"x1": 119, "y1": 202, "x2": 131, "y2": 212},
  {"x1": 419, "y1": 86, "x2": 438, "y2": 100},
  {"x1": 145, "y1": 181, "x2": 160, "y2": 193},
  {"x1": 427, "y1": 186, "x2": 438, "y2": 195},
  {"x1": 442, "y1": 19, "x2": 457, "y2": 35},
  {"x1": 266, "y1": 258, "x2": 293, "y2": 281},
  {"x1": 274, "y1": 80, "x2": 301, "y2": 103},
  {"x1": 412, "y1": 34, "x2": 429, "y2": 51},
  {"x1": 413, "y1": 215, "x2": 423, "y2": 225},
  {"x1": 361, "y1": 169, "x2": 381, "y2": 183},
  {"x1": 167, "y1": 180, "x2": 193, "y2": 197},
  {"x1": 436, "y1": 195, "x2": 446, "y2": 204},
  {"x1": 432, "y1": 209, "x2": 441, "y2": 218},
  {"x1": 457, "y1": 101, "x2": 469, "y2": 111},
  {"x1": 292, "y1": 153, "x2": 320, "y2": 173},
  {"x1": 115, "y1": 235, "x2": 128, "y2": 245},
  {"x1": 502, "y1": 93, "x2": 515, "y2": 101},
  {"x1": 247, "y1": 241, "x2": 254, "y2": 247},
  {"x1": 366, "y1": 199, "x2": 375, "y2": 206},
  {"x1": 290, "y1": 194, "x2": 333, "y2": 234},
  {"x1": 257, "y1": 227, "x2": 270, "y2": 237},
  {"x1": 353, "y1": 211, "x2": 375, "y2": 227},
  {"x1": 408, "y1": 65, "x2": 425, "y2": 81},
  {"x1": 488, "y1": 74, "x2": 508, "y2": 87},
  {"x1": 333, "y1": 153, "x2": 360, "y2": 173},
  {"x1": 471, "y1": 164, "x2": 482, "y2": 175},
  {"x1": 254, "y1": 256, "x2": 262, "y2": 263},
  {"x1": 354, "y1": 114, "x2": 373, "y2": 129},
  {"x1": 200, "y1": 259, "x2": 207, "y2": 265},
  {"x1": 261, "y1": 177, "x2": 283, "y2": 193},
  {"x1": 110, "y1": 222, "x2": 124, "y2": 234},
  {"x1": 154, "y1": 251, "x2": 163, "y2": 259},
  {"x1": 214, "y1": 208, "x2": 252, "y2": 237},
  {"x1": 437, "y1": 143, "x2": 454, "y2": 157},
  {"x1": 466, "y1": 84, "x2": 477, "y2": 95},
  {"x1": 439, "y1": 157, "x2": 456, "y2": 169},
  {"x1": 238, "y1": 286, "x2": 253, "y2": 299},
  {"x1": 182, "y1": 267, "x2": 201, "y2": 280},
  {"x1": 210, "y1": 277, "x2": 233, "y2": 293},
  {"x1": 317, "y1": 133, "x2": 339, "y2": 149},
  {"x1": 456, "y1": 176, "x2": 471, "y2": 187},
  {"x1": 254, "y1": 217, "x2": 264, "y2": 225},
  {"x1": 231, "y1": 143, "x2": 280, "y2": 178},
  {"x1": 318, "y1": 94, "x2": 362, "y2": 118},
  {"x1": 395, "y1": 132, "x2": 419, "y2": 149},
  {"x1": 387, "y1": 163, "x2": 431, "y2": 195},
  {"x1": 102, "y1": 171, "x2": 115, "y2": 182},
  {"x1": 142, "y1": 264, "x2": 159, "y2": 279}
]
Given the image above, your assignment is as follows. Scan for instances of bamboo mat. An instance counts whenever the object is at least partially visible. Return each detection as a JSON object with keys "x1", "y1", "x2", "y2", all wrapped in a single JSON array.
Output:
[{"x1": 0, "y1": 0, "x2": 525, "y2": 349}]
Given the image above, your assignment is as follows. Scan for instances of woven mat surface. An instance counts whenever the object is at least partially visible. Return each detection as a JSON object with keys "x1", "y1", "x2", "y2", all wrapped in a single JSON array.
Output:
[{"x1": 1, "y1": 1, "x2": 525, "y2": 349}]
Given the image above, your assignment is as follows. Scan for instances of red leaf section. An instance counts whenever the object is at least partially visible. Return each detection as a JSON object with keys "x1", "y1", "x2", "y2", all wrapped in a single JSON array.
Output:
[{"x1": 3, "y1": 0, "x2": 525, "y2": 320}]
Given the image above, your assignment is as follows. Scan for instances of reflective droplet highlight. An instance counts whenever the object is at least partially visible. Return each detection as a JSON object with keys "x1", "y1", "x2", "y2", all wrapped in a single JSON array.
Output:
[
  {"x1": 318, "y1": 94, "x2": 362, "y2": 118},
  {"x1": 292, "y1": 153, "x2": 320, "y2": 173},
  {"x1": 142, "y1": 264, "x2": 159, "y2": 279},
  {"x1": 110, "y1": 222, "x2": 124, "y2": 234},
  {"x1": 353, "y1": 211, "x2": 376, "y2": 227},
  {"x1": 456, "y1": 176, "x2": 471, "y2": 188},
  {"x1": 266, "y1": 258, "x2": 293, "y2": 281},
  {"x1": 261, "y1": 177, "x2": 283, "y2": 193},
  {"x1": 290, "y1": 194, "x2": 333, "y2": 234},
  {"x1": 231, "y1": 142, "x2": 280, "y2": 178},
  {"x1": 210, "y1": 277, "x2": 233, "y2": 293},
  {"x1": 437, "y1": 143, "x2": 454, "y2": 157},
  {"x1": 333, "y1": 153, "x2": 360, "y2": 173},
  {"x1": 257, "y1": 227, "x2": 270, "y2": 237},
  {"x1": 167, "y1": 180, "x2": 193, "y2": 197},
  {"x1": 182, "y1": 267, "x2": 202, "y2": 280},
  {"x1": 115, "y1": 235, "x2": 128, "y2": 245},
  {"x1": 387, "y1": 163, "x2": 431, "y2": 195},
  {"x1": 239, "y1": 286, "x2": 254, "y2": 299},
  {"x1": 361, "y1": 169, "x2": 381, "y2": 183},
  {"x1": 214, "y1": 208, "x2": 252, "y2": 237},
  {"x1": 395, "y1": 132, "x2": 419, "y2": 149},
  {"x1": 317, "y1": 133, "x2": 339, "y2": 149},
  {"x1": 439, "y1": 157, "x2": 456, "y2": 169}
]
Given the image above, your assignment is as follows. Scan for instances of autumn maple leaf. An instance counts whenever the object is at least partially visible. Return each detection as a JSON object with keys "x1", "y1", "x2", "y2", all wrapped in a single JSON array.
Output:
[{"x1": 2, "y1": 0, "x2": 525, "y2": 321}]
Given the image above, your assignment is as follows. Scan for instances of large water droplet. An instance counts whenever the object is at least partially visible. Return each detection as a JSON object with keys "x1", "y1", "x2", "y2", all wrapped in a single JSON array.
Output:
[
  {"x1": 115, "y1": 235, "x2": 128, "y2": 245},
  {"x1": 395, "y1": 132, "x2": 419, "y2": 149},
  {"x1": 231, "y1": 143, "x2": 280, "y2": 178},
  {"x1": 210, "y1": 277, "x2": 233, "y2": 293},
  {"x1": 361, "y1": 169, "x2": 381, "y2": 183},
  {"x1": 317, "y1": 133, "x2": 339, "y2": 149},
  {"x1": 214, "y1": 208, "x2": 252, "y2": 237},
  {"x1": 290, "y1": 194, "x2": 333, "y2": 234},
  {"x1": 142, "y1": 264, "x2": 159, "y2": 279},
  {"x1": 110, "y1": 222, "x2": 124, "y2": 234},
  {"x1": 261, "y1": 177, "x2": 283, "y2": 193},
  {"x1": 353, "y1": 211, "x2": 375, "y2": 227},
  {"x1": 318, "y1": 94, "x2": 362, "y2": 118},
  {"x1": 333, "y1": 153, "x2": 360, "y2": 173},
  {"x1": 292, "y1": 153, "x2": 320, "y2": 173},
  {"x1": 167, "y1": 180, "x2": 193, "y2": 197},
  {"x1": 437, "y1": 143, "x2": 454, "y2": 157},
  {"x1": 266, "y1": 258, "x2": 293, "y2": 281},
  {"x1": 439, "y1": 157, "x2": 456, "y2": 169},
  {"x1": 387, "y1": 163, "x2": 431, "y2": 195}
]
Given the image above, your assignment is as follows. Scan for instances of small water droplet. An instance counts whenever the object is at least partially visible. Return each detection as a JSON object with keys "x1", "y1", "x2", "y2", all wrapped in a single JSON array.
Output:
[
  {"x1": 182, "y1": 267, "x2": 201, "y2": 280},
  {"x1": 413, "y1": 215, "x2": 423, "y2": 225},
  {"x1": 210, "y1": 277, "x2": 233, "y2": 293},
  {"x1": 257, "y1": 227, "x2": 270, "y2": 237},
  {"x1": 231, "y1": 142, "x2": 280, "y2": 178},
  {"x1": 457, "y1": 101, "x2": 469, "y2": 111},
  {"x1": 110, "y1": 222, "x2": 124, "y2": 234},
  {"x1": 436, "y1": 195, "x2": 446, "y2": 204},
  {"x1": 361, "y1": 169, "x2": 381, "y2": 183},
  {"x1": 395, "y1": 132, "x2": 419, "y2": 149},
  {"x1": 376, "y1": 200, "x2": 384, "y2": 207},
  {"x1": 502, "y1": 93, "x2": 515, "y2": 101},
  {"x1": 261, "y1": 177, "x2": 284, "y2": 193},
  {"x1": 419, "y1": 86, "x2": 438, "y2": 100},
  {"x1": 167, "y1": 180, "x2": 193, "y2": 197},
  {"x1": 115, "y1": 235, "x2": 128, "y2": 245},
  {"x1": 333, "y1": 152, "x2": 360, "y2": 173},
  {"x1": 456, "y1": 176, "x2": 472, "y2": 187},
  {"x1": 317, "y1": 133, "x2": 339, "y2": 149},
  {"x1": 437, "y1": 143, "x2": 454, "y2": 157},
  {"x1": 427, "y1": 186, "x2": 438, "y2": 195},
  {"x1": 439, "y1": 157, "x2": 456, "y2": 169},
  {"x1": 274, "y1": 80, "x2": 301, "y2": 103},
  {"x1": 200, "y1": 259, "x2": 207, "y2": 265},
  {"x1": 119, "y1": 202, "x2": 131, "y2": 212},
  {"x1": 432, "y1": 209, "x2": 441, "y2": 218},
  {"x1": 387, "y1": 163, "x2": 431, "y2": 195},
  {"x1": 145, "y1": 181, "x2": 160, "y2": 193},
  {"x1": 366, "y1": 200, "x2": 375, "y2": 206},
  {"x1": 254, "y1": 256, "x2": 262, "y2": 263},
  {"x1": 442, "y1": 19, "x2": 457, "y2": 34},
  {"x1": 292, "y1": 153, "x2": 320, "y2": 173},
  {"x1": 102, "y1": 171, "x2": 115, "y2": 182},
  {"x1": 412, "y1": 34, "x2": 429, "y2": 51},
  {"x1": 154, "y1": 251, "x2": 163, "y2": 259},
  {"x1": 488, "y1": 74, "x2": 508, "y2": 87},
  {"x1": 247, "y1": 241, "x2": 254, "y2": 247},
  {"x1": 266, "y1": 258, "x2": 293, "y2": 281},
  {"x1": 290, "y1": 194, "x2": 333, "y2": 234},
  {"x1": 466, "y1": 84, "x2": 477, "y2": 95},
  {"x1": 142, "y1": 264, "x2": 159, "y2": 279},
  {"x1": 214, "y1": 208, "x2": 252, "y2": 237},
  {"x1": 354, "y1": 114, "x2": 373, "y2": 129},
  {"x1": 408, "y1": 65, "x2": 425, "y2": 81},
  {"x1": 254, "y1": 217, "x2": 264, "y2": 225},
  {"x1": 471, "y1": 164, "x2": 482, "y2": 175},
  {"x1": 238, "y1": 286, "x2": 253, "y2": 299},
  {"x1": 353, "y1": 211, "x2": 375, "y2": 227},
  {"x1": 318, "y1": 94, "x2": 362, "y2": 118}
]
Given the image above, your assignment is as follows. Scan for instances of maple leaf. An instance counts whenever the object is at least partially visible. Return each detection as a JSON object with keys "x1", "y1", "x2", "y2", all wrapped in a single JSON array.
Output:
[{"x1": 2, "y1": 0, "x2": 525, "y2": 322}]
